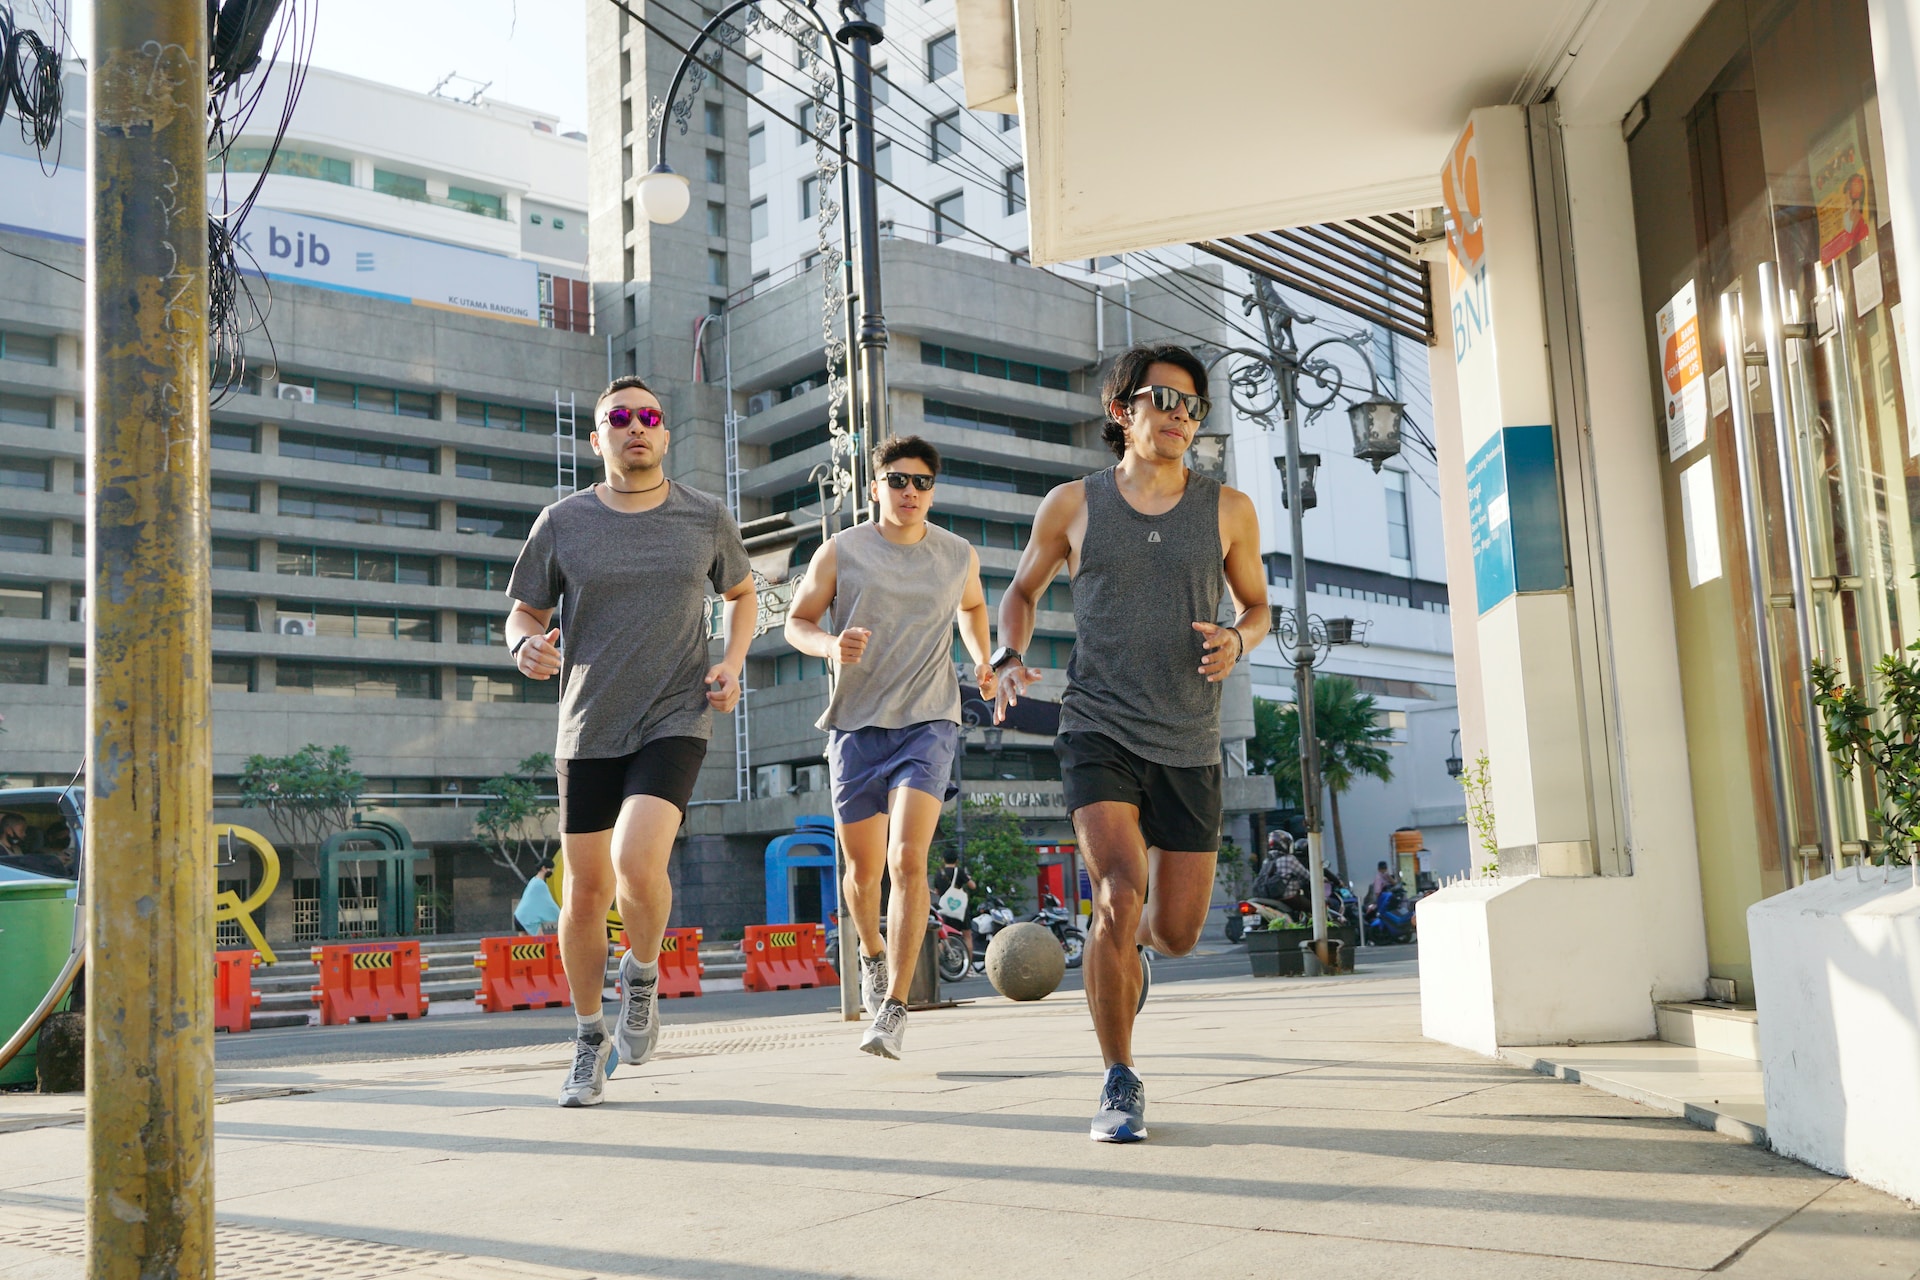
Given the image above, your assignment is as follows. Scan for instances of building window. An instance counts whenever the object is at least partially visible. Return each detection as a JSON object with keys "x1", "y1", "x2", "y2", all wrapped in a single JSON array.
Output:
[
  {"x1": 875, "y1": 140, "x2": 891, "y2": 182},
  {"x1": 707, "y1": 202, "x2": 727, "y2": 236},
  {"x1": 277, "y1": 545, "x2": 436, "y2": 585},
  {"x1": 455, "y1": 399, "x2": 556, "y2": 433},
  {"x1": 1004, "y1": 164, "x2": 1025, "y2": 215},
  {"x1": 457, "y1": 669, "x2": 559, "y2": 703},
  {"x1": 926, "y1": 30, "x2": 957, "y2": 79},
  {"x1": 0, "y1": 519, "x2": 48, "y2": 554},
  {"x1": 750, "y1": 198, "x2": 769, "y2": 241},
  {"x1": 930, "y1": 110, "x2": 962, "y2": 163},
  {"x1": 0, "y1": 456, "x2": 49, "y2": 490},
  {"x1": 705, "y1": 150, "x2": 725, "y2": 185},
  {"x1": 211, "y1": 537, "x2": 255, "y2": 571},
  {"x1": 921, "y1": 341, "x2": 1071, "y2": 391},
  {"x1": 446, "y1": 186, "x2": 503, "y2": 218},
  {"x1": 873, "y1": 64, "x2": 890, "y2": 106},
  {"x1": 281, "y1": 601, "x2": 436, "y2": 642},
  {"x1": 933, "y1": 191, "x2": 963, "y2": 243},
  {"x1": 211, "y1": 656, "x2": 254, "y2": 692},
  {"x1": 796, "y1": 100, "x2": 816, "y2": 143},
  {"x1": 373, "y1": 169, "x2": 428, "y2": 201},
  {"x1": 66, "y1": 583, "x2": 81, "y2": 621},
  {"x1": 923, "y1": 399, "x2": 1071, "y2": 446},
  {"x1": 456, "y1": 558, "x2": 512, "y2": 591},
  {"x1": 703, "y1": 101, "x2": 724, "y2": 137},
  {"x1": 279, "y1": 487, "x2": 434, "y2": 529},
  {"x1": 1000, "y1": 113, "x2": 1018, "y2": 132},
  {"x1": 211, "y1": 421, "x2": 258, "y2": 452},
  {"x1": 746, "y1": 56, "x2": 763, "y2": 92},
  {"x1": 233, "y1": 147, "x2": 351, "y2": 185},
  {"x1": 1385, "y1": 469, "x2": 1411, "y2": 562},
  {"x1": 620, "y1": 99, "x2": 632, "y2": 137},
  {"x1": 0, "y1": 394, "x2": 51, "y2": 427},
  {"x1": 279, "y1": 429, "x2": 435, "y2": 473},
  {"x1": 0, "y1": 583, "x2": 45, "y2": 619},
  {"x1": 456, "y1": 451, "x2": 552, "y2": 488},
  {"x1": 0, "y1": 331, "x2": 54, "y2": 364},
  {"x1": 454, "y1": 505, "x2": 537, "y2": 540},
  {"x1": 708, "y1": 251, "x2": 728, "y2": 288},
  {"x1": 279, "y1": 375, "x2": 434, "y2": 418},
  {"x1": 748, "y1": 125, "x2": 766, "y2": 168},
  {"x1": 211, "y1": 479, "x2": 257, "y2": 513},
  {"x1": 456, "y1": 613, "x2": 505, "y2": 646},
  {"x1": 275, "y1": 661, "x2": 439, "y2": 700},
  {"x1": 211, "y1": 596, "x2": 256, "y2": 632},
  {"x1": 800, "y1": 175, "x2": 819, "y2": 219},
  {"x1": 0, "y1": 644, "x2": 46, "y2": 685}
]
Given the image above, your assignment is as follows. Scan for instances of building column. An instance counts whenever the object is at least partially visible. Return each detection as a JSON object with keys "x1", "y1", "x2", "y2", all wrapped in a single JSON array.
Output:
[{"x1": 1418, "y1": 106, "x2": 1708, "y2": 1055}]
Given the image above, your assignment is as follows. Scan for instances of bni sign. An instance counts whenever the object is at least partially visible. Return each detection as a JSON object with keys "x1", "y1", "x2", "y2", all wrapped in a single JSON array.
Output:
[{"x1": 236, "y1": 209, "x2": 538, "y2": 325}]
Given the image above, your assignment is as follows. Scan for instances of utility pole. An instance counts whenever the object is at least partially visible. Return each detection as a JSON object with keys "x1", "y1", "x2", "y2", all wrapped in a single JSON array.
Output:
[{"x1": 89, "y1": 4, "x2": 213, "y2": 1277}]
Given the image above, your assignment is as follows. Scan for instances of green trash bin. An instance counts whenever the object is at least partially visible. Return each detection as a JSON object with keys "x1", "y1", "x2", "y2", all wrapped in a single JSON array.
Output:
[{"x1": 0, "y1": 876, "x2": 78, "y2": 1087}]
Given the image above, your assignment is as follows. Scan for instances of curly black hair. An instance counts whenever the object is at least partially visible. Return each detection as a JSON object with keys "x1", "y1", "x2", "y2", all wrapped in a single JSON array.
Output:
[{"x1": 1099, "y1": 342, "x2": 1209, "y2": 459}]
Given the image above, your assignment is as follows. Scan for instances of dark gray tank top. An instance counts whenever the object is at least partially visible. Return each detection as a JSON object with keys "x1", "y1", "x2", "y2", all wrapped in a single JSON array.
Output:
[{"x1": 1060, "y1": 466, "x2": 1225, "y2": 767}]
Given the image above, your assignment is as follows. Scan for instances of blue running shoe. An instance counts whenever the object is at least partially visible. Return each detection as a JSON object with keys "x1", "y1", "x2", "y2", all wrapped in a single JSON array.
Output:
[{"x1": 1091, "y1": 1064, "x2": 1148, "y2": 1142}]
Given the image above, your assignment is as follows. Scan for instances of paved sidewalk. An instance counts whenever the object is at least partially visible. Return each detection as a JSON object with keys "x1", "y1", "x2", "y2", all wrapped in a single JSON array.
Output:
[{"x1": 2, "y1": 960, "x2": 1917, "y2": 1279}]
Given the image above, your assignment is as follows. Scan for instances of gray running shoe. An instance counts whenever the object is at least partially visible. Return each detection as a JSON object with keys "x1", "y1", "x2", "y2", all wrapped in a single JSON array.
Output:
[
  {"x1": 859, "y1": 952, "x2": 889, "y2": 1018},
  {"x1": 859, "y1": 998, "x2": 908, "y2": 1060},
  {"x1": 1137, "y1": 946, "x2": 1153, "y2": 1013},
  {"x1": 1091, "y1": 1064, "x2": 1148, "y2": 1142},
  {"x1": 558, "y1": 1032, "x2": 611, "y2": 1108},
  {"x1": 615, "y1": 951, "x2": 660, "y2": 1070}
]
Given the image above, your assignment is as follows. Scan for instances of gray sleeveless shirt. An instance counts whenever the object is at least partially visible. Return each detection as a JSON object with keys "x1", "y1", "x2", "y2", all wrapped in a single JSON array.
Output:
[
  {"x1": 817, "y1": 521, "x2": 972, "y2": 731},
  {"x1": 1060, "y1": 466, "x2": 1226, "y2": 767}
]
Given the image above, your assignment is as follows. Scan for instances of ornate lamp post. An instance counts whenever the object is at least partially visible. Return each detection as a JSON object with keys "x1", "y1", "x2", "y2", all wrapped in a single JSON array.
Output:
[
  {"x1": 1208, "y1": 278, "x2": 1406, "y2": 959},
  {"x1": 636, "y1": 0, "x2": 887, "y2": 534}
]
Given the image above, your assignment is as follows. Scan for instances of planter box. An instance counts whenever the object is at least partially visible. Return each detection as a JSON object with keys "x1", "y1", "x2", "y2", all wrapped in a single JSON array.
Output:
[{"x1": 1247, "y1": 927, "x2": 1312, "y2": 978}]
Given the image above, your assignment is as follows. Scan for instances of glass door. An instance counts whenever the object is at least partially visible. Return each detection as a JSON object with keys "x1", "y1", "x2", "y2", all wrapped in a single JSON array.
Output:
[{"x1": 1694, "y1": 0, "x2": 1918, "y2": 882}]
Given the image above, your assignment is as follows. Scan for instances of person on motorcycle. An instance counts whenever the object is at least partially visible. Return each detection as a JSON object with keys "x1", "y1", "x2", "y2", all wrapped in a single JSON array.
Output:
[
  {"x1": 786, "y1": 435, "x2": 996, "y2": 1061},
  {"x1": 993, "y1": 342, "x2": 1269, "y2": 1143},
  {"x1": 1365, "y1": 859, "x2": 1401, "y2": 910},
  {"x1": 1250, "y1": 831, "x2": 1310, "y2": 905}
]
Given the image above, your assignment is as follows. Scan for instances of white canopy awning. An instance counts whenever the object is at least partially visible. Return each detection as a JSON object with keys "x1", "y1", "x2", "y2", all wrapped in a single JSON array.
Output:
[{"x1": 957, "y1": 0, "x2": 1714, "y2": 263}]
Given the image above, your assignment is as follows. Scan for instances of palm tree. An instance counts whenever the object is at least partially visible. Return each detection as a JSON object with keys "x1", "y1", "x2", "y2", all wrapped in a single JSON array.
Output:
[{"x1": 1250, "y1": 678, "x2": 1397, "y2": 880}]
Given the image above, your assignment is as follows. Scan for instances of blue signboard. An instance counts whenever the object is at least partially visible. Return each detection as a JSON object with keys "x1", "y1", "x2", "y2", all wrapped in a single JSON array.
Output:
[{"x1": 1467, "y1": 432, "x2": 1515, "y2": 614}]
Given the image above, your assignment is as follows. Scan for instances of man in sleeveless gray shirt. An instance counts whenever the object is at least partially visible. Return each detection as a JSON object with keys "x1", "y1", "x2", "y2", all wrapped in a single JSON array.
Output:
[
  {"x1": 994, "y1": 344, "x2": 1268, "y2": 1142},
  {"x1": 506, "y1": 376, "x2": 756, "y2": 1107},
  {"x1": 785, "y1": 436, "x2": 995, "y2": 1058}
]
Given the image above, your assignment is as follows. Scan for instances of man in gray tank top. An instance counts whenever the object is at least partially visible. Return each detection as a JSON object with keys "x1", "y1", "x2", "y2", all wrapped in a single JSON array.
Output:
[
  {"x1": 785, "y1": 436, "x2": 995, "y2": 1059},
  {"x1": 993, "y1": 343, "x2": 1269, "y2": 1142}
]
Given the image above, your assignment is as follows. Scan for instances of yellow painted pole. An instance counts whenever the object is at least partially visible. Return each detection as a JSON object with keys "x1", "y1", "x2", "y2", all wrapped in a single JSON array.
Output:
[{"x1": 87, "y1": 3, "x2": 213, "y2": 1277}]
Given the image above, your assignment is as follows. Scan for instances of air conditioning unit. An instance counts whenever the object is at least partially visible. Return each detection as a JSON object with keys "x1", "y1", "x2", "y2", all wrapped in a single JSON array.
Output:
[
  {"x1": 753, "y1": 763, "x2": 790, "y2": 799},
  {"x1": 793, "y1": 763, "x2": 827, "y2": 794},
  {"x1": 276, "y1": 617, "x2": 315, "y2": 637},
  {"x1": 276, "y1": 383, "x2": 315, "y2": 404},
  {"x1": 745, "y1": 390, "x2": 775, "y2": 416}
]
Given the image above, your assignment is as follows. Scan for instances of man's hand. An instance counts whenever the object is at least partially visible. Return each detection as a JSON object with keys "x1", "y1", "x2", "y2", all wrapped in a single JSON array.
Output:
[
  {"x1": 1193, "y1": 621, "x2": 1243, "y2": 683},
  {"x1": 516, "y1": 628, "x2": 563, "y2": 679},
  {"x1": 705, "y1": 663, "x2": 742, "y2": 713},
  {"x1": 837, "y1": 626, "x2": 872, "y2": 665},
  {"x1": 973, "y1": 661, "x2": 998, "y2": 702},
  {"x1": 992, "y1": 664, "x2": 1044, "y2": 724}
]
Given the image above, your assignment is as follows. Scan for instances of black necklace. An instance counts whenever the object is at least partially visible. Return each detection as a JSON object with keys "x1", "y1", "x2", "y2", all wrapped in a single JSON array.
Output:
[{"x1": 604, "y1": 473, "x2": 667, "y2": 496}]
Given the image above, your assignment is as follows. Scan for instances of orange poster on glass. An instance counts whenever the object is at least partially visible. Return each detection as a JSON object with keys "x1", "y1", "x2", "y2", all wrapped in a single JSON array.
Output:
[{"x1": 1812, "y1": 116, "x2": 1872, "y2": 266}]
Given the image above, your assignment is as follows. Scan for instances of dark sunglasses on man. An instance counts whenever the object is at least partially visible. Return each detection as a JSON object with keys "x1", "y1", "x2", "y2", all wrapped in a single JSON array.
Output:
[
  {"x1": 880, "y1": 471, "x2": 935, "y2": 492},
  {"x1": 1132, "y1": 384, "x2": 1211, "y2": 423},
  {"x1": 602, "y1": 405, "x2": 664, "y2": 430}
]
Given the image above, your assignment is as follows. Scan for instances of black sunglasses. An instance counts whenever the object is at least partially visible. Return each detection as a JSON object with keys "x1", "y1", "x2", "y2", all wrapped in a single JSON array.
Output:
[
  {"x1": 880, "y1": 471, "x2": 935, "y2": 491},
  {"x1": 1133, "y1": 384, "x2": 1211, "y2": 423}
]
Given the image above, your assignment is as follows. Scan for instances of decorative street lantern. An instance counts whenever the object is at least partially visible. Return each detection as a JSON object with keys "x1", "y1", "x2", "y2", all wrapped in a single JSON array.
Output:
[{"x1": 1348, "y1": 394, "x2": 1407, "y2": 472}]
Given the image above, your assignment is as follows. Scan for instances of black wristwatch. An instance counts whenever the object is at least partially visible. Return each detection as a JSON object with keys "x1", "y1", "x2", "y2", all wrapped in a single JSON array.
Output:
[
  {"x1": 510, "y1": 634, "x2": 533, "y2": 658},
  {"x1": 988, "y1": 646, "x2": 1023, "y2": 671}
]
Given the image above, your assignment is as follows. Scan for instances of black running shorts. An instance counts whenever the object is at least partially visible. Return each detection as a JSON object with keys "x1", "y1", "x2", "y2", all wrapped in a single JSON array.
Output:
[
  {"x1": 557, "y1": 737, "x2": 709, "y2": 833},
  {"x1": 1056, "y1": 730, "x2": 1223, "y2": 852}
]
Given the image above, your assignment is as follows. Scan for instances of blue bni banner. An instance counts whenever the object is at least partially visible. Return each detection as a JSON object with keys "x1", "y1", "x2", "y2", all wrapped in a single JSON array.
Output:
[{"x1": 235, "y1": 209, "x2": 538, "y2": 325}]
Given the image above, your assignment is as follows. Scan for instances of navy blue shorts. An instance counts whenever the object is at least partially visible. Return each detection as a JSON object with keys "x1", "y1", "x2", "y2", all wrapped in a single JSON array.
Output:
[{"x1": 826, "y1": 721, "x2": 961, "y2": 824}]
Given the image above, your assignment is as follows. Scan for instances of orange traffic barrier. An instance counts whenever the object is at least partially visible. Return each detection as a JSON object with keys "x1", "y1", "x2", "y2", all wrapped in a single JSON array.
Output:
[
  {"x1": 613, "y1": 927, "x2": 704, "y2": 999},
  {"x1": 309, "y1": 939, "x2": 430, "y2": 1025},
  {"x1": 474, "y1": 935, "x2": 570, "y2": 1012},
  {"x1": 743, "y1": 923, "x2": 831, "y2": 991},
  {"x1": 214, "y1": 949, "x2": 262, "y2": 1033}
]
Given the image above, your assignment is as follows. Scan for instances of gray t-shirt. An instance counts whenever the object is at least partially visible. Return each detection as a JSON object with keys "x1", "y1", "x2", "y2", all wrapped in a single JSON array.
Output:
[{"x1": 507, "y1": 483, "x2": 751, "y2": 760}]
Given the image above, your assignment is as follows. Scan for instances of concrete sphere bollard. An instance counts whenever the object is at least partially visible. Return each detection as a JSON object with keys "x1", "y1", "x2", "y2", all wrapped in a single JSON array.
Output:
[{"x1": 985, "y1": 922, "x2": 1066, "y2": 1001}]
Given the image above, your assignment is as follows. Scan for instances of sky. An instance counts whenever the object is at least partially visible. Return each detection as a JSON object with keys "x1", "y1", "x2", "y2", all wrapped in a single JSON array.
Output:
[{"x1": 43, "y1": 0, "x2": 591, "y2": 135}]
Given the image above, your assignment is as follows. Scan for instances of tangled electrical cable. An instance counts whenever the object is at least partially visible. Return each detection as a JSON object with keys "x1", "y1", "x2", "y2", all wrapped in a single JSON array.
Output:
[
  {"x1": 205, "y1": 0, "x2": 313, "y2": 402},
  {"x1": 0, "y1": 4, "x2": 66, "y2": 168}
]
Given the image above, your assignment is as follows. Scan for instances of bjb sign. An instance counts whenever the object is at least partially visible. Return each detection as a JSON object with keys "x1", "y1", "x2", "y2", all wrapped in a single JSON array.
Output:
[{"x1": 239, "y1": 209, "x2": 537, "y2": 324}]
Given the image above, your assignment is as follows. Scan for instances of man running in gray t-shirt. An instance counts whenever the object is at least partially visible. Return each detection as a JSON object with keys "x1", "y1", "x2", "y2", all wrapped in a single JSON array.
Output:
[
  {"x1": 785, "y1": 435, "x2": 995, "y2": 1059},
  {"x1": 994, "y1": 343, "x2": 1268, "y2": 1142},
  {"x1": 506, "y1": 375, "x2": 754, "y2": 1108}
]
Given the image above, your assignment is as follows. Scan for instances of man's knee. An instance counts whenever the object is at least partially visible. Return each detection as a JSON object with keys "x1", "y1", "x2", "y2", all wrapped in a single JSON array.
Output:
[
  {"x1": 1091, "y1": 878, "x2": 1146, "y2": 932},
  {"x1": 1151, "y1": 911, "x2": 1206, "y2": 957}
]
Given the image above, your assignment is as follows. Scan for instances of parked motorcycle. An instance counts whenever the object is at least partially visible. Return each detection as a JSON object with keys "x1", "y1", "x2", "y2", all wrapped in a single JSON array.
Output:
[
  {"x1": 968, "y1": 893, "x2": 1018, "y2": 970},
  {"x1": 1024, "y1": 891, "x2": 1086, "y2": 968},
  {"x1": 932, "y1": 911, "x2": 970, "y2": 983},
  {"x1": 1364, "y1": 883, "x2": 1417, "y2": 945}
]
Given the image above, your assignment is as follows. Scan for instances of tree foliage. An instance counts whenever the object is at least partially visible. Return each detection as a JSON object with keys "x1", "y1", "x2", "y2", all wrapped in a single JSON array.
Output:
[
  {"x1": 1248, "y1": 680, "x2": 1397, "y2": 877},
  {"x1": 1813, "y1": 653, "x2": 1920, "y2": 866},
  {"x1": 932, "y1": 793, "x2": 1038, "y2": 911},
  {"x1": 238, "y1": 743, "x2": 364, "y2": 870},
  {"x1": 474, "y1": 752, "x2": 558, "y2": 883}
]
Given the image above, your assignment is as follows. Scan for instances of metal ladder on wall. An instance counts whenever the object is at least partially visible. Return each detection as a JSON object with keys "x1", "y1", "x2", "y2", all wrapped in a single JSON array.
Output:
[
  {"x1": 553, "y1": 391, "x2": 578, "y2": 500},
  {"x1": 722, "y1": 309, "x2": 752, "y2": 803}
]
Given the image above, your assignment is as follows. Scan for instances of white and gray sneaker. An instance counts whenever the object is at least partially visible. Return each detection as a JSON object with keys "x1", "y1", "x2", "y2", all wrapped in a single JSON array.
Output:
[
  {"x1": 615, "y1": 951, "x2": 661, "y2": 1070},
  {"x1": 859, "y1": 998, "x2": 908, "y2": 1060},
  {"x1": 859, "y1": 952, "x2": 889, "y2": 1018},
  {"x1": 558, "y1": 1032, "x2": 612, "y2": 1108},
  {"x1": 1090, "y1": 1064, "x2": 1148, "y2": 1142}
]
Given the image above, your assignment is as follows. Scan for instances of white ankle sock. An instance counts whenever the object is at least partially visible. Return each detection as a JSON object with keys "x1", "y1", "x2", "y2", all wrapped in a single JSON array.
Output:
[{"x1": 576, "y1": 1011, "x2": 606, "y2": 1039}]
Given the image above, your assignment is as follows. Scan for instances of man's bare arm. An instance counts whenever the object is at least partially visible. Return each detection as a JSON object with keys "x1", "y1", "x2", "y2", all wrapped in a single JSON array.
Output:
[
  {"x1": 1195, "y1": 485, "x2": 1271, "y2": 682},
  {"x1": 994, "y1": 481, "x2": 1080, "y2": 720},
  {"x1": 506, "y1": 602, "x2": 561, "y2": 679}
]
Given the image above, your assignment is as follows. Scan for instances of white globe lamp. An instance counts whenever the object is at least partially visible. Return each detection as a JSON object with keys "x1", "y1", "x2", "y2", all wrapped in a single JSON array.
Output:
[{"x1": 635, "y1": 163, "x2": 691, "y2": 224}]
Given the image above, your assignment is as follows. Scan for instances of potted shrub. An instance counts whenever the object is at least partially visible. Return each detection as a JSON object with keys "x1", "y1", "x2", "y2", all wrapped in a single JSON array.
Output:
[{"x1": 1246, "y1": 918, "x2": 1312, "y2": 977}]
